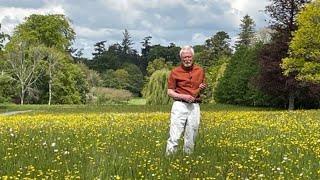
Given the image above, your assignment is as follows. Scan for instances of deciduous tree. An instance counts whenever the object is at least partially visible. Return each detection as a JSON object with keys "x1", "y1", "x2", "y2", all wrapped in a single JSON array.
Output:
[
  {"x1": 43, "y1": 47, "x2": 65, "y2": 105},
  {"x1": 146, "y1": 57, "x2": 173, "y2": 77},
  {"x1": 281, "y1": 0, "x2": 320, "y2": 82},
  {"x1": 143, "y1": 69, "x2": 171, "y2": 105},
  {"x1": 9, "y1": 14, "x2": 75, "y2": 52},
  {"x1": 256, "y1": 0, "x2": 312, "y2": 109},
  {"x1": 6, "y1": 43, "x2": 45, "y2": 104}
]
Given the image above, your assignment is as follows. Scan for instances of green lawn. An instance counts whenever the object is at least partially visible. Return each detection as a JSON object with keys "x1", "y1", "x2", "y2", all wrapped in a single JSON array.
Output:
[
  {"x1": 0, "y1": 103, "x2": 273, "y2": 114},
  {"x1": 127, "y1": 98, "x2": 147, "y2": 105}
]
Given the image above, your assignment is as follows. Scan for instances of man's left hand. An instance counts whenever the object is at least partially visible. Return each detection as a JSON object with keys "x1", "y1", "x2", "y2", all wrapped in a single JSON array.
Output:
[{"x1": 199, "y1": 83, "x2": 207, "y2": 90}]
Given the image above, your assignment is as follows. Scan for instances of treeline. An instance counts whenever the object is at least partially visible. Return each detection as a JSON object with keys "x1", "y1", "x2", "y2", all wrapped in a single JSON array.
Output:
[{"x1": 0, "y1": 0, "x2": 319, "y2": 109}]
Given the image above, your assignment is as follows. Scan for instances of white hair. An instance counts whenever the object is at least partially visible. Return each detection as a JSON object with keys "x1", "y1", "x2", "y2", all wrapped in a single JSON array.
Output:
[{"x1": 179, "y1": 45, "x2": 194, "y2": 57}]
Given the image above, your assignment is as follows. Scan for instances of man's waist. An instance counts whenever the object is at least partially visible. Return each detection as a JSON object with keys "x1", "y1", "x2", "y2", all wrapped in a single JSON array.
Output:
[
  {"x1": 174, "y1": 88, "x2": 198, "y2": 95},
  {"x1": 175, "y1": 99, "x2": 202, "y2": 104}
]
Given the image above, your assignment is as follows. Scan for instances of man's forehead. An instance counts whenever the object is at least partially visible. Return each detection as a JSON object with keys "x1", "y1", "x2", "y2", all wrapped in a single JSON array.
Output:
[{"x1": 182, "y1": 51, "x2": 192, "y2": 55}]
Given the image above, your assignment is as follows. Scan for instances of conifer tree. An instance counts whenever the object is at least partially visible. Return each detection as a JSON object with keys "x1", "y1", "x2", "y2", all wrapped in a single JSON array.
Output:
[{"x1": 235, "y1": 14, "x2": 256, "y2": 48}]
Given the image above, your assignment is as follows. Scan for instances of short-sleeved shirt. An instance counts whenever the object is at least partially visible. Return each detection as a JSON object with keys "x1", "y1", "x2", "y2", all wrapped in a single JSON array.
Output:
[{"x1": 168, "y1": 64, "x2": 205, "y2": 100}]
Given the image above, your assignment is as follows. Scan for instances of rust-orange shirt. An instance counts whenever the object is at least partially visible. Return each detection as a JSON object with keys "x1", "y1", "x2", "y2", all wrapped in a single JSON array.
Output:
[{"x1": 168, "y1": 64, "x2": 205, "y2": 100}]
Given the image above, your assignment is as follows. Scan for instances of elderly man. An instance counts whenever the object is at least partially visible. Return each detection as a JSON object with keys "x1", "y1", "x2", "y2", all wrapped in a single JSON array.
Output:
[{"x1": 166, "y1": 45, "x2": 206, "y2": 155}]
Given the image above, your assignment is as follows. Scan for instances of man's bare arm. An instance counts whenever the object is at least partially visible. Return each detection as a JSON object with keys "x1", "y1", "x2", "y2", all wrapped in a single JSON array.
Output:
[{"x1": 167, "y1": 89, "x2": 195, "y2": 103}]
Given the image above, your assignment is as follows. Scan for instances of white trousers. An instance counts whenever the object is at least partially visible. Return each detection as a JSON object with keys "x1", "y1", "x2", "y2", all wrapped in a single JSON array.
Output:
[{"x1": 166, "y1": 101, "x2": 200, "y2": 155}]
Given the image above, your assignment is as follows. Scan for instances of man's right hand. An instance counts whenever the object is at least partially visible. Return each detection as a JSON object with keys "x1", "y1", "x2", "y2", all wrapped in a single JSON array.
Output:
[{"x1": 168, "y1": 89, "x2": 195, "y2": 103}]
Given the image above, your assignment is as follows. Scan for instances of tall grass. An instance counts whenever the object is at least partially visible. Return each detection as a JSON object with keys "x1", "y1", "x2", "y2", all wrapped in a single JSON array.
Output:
[{"x1": 1, "y1": 110, "x2": 319, "y2": 179}]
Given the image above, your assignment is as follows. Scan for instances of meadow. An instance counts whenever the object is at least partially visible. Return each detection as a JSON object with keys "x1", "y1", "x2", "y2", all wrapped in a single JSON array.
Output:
[{"x1": 0, "y1": 104, "x2": 320, "y2": 179}]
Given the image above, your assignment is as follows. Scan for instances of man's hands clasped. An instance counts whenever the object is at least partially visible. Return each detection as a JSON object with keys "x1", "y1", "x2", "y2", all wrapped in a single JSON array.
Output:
[{"x1": 178, "y1": 83, "x2": 207, "y2": 103}]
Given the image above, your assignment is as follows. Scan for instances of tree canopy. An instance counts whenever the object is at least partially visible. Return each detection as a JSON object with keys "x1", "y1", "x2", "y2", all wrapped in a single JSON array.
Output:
[
  {"x1": 9, "y1": 14, "x2": 75, "y2": 52},
  {"x1": 256, "y1": 0, "x2": 312, "y2": 109},
  {"x1": 235, "y1": 14, "x2": 256, "y2": 48},
  {"x1": 143, "y1": 69, "x2": 171, "y2": 105},
  {"x1": 281, "y1": 0, "x2": 320, "y2": 82}
]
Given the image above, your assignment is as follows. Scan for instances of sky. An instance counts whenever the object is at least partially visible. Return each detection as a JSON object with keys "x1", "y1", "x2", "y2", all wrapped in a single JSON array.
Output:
[{"x1": 0, "y1": 0, "x2": 270, "y2": 58}]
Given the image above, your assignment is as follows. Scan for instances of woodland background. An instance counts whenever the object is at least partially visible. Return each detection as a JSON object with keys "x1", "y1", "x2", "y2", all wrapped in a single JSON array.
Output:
[{"x1": 0, "y1": 0, "x2": 319, "y2": 110}]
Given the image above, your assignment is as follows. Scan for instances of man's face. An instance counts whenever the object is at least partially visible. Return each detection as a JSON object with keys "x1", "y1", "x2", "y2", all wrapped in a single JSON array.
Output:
[{"x1": 181, "y1": 51, "x2": 193, "y2": 67}]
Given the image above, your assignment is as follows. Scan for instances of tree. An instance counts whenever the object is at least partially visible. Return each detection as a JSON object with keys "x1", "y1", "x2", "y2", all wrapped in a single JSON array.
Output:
[
  {"x1": 9, "y1": 14, "x2": 75, "y2": 52},
  {"x1": 146, "y1": 57, "x2": 173, "y2": 77},
  {"x1": 121, "y1": 29, "x2": 134, "y2": 54},
  {"x1": 193, "y1": 45, "x2": 206, "y2": 53},
  {"x1": 215, "y1": 44, "x2": 271, "y2": 106},
  {"x1": 205, "y1": 31, "x2": 232, "y2": 56},
  {"x1": 87, "y1": 39, "x2": 143, "y2": 74},
  {"x1": 86, "y1": 43, "x2": 122, "y2": 72},
  {"x1": 52, "y1": 63, "x2": 89, "y2": 104},
  {"x1": 203, "y1": 31, "x2": 232, "y2": 68},
  {"x1": 235, "y1": 14, "x2": 256, "y2": 48},
  {"x1": 194, "y1": 48, "x2": 211, "y2": 70},
  {"x1": 144, "y1": 58, "x2": 173, "y2": 97},
  {"x1": 74, "y1": 48, "x2": 84, "y2": 59},
  {"x1": 101, "y1": 69, "x2": 130, "y2": 90},
  {"x1": 43, "y1": 47, "x2": 65, "y2": 105},
  {"x1": 143, "y1": 69, "x2": 172, "y2": 105},
  {"x1": 141, "y1": 36, "x2": 152, "y2": 57},
  {"x1": 101, "y1": 69, "x2": 118, "y2": 88},
  {"x1": 0, "y1": 72, "x2": 16, "y2": 103},
  {"x1": 3, "y1": 14, "x2": 90, "y2": 105},
  {"x1": 255, "y1": 28, "x2": 274, "y2": 44},
  {"x1": 92, "y1": 40, "x2": 107, "y2": 58},
  {"x1": 140, "y1": 36, "x2": 152, "y2": 73},
  {"x1": 265, "y1": 0, "x2": 310, "y2": 31},
  {"x1": 72, "y1": 48, "x2": 86, "y2": 64},
  {"x1": 204, "y1": 56, "x2": 230, "y2": 103},
  {"x1": 167, "y1": 43, "x2": 181, "y2": 65},
  {"x1": 84, "y1": 68, "x2": 102, "y2": 88},
  {"x1": 123, "y1": 63, "x2": 144, "y2": 96},
  {"x1": 147, "y1": 44, "x2": 180, "y2": 66},
  {"x1": 0, "y1": 24, "x2": 10, "y2": 72},
  {"x1": 281, "y1": 0, "x2": 320, "y2": 82},
  {"x1": 0, "y1": 24, "x2": 10, "y2": 51},
  {"x1": 6, "y1": 43, "x2": 45, "y2": 104},
  {"x1": 256, "y1": 0, "x2": 312, "y2": 110},
  {"x1": 113, "y1": 69, "x2": 130, "y2": 89},
  {"x1": 193, "y1": 45, "x2": 212, "y2": 71}
]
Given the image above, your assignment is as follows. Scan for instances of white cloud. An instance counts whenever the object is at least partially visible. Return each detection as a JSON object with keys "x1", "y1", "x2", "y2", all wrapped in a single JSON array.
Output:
[
  {"x1": 191, "y1": 33, "x2": 208, "y2": 45},
  {"x1": 230, "y1": 0, "x2": 250, "y2": 12},
  {"x1": 74, "y1": 26, "x2": 114, "y2": 40},
  {"x1": 0, "y1": 5, "x2": 65, "y2": 34}
]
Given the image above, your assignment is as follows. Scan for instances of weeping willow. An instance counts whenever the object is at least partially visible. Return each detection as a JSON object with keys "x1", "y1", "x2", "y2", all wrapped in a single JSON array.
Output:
[{"x1": 143, "y1": 69, "x2": 172, "y2": 105}]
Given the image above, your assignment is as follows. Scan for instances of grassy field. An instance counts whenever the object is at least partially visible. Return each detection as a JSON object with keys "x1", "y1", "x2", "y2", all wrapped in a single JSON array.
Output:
[
  {"x1": 0, "y1": 104, "x2": 319, "y2": 179},
  {"x1": 0, "y1": 103, "x2": 272, "y2": 114}
]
